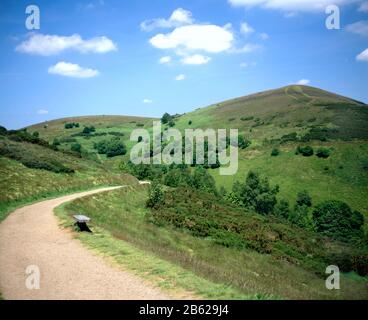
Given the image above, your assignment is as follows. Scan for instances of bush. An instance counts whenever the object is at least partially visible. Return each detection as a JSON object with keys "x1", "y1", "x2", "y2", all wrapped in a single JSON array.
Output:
[
  {"x1": 71, "y1": 143, "x2": 82, "y2": 153},
  {"x1": 274, "y1": 199, "x2": 290, "y2": 219},
  {"x1": 146, "y1": 182, "x2": 164, "y2": 208},
  {"x1": 280, "y1": 132, "x2": 298, "y2": 143},
  {"x1": 188, "y1": 120, "x2": 192, "y2": 125},
  {"x1": 313, "y1": 200, "x2": 364, "y2": 242},
  {"x1": 296, "y1": 146, "x2": 314, "y2": 157},
  {"x1": 296, "y1": 190, "x2": 312, "y2": 207},
  {"x1": 64, "y1": 122, "x2": 79, "y2": 129},
  {"x1": 0, "y1": 126, "x2": 7, "y2": 135},
  {"x1": 82, "y1": 126, "x2": 96, "y2": 135},
  {"x1": 192, "y1": 166, "x2": 218, "y2": 195},
  {"x1": 238, "y1": 135, "x2": 251, "y2": 150},
  {"x1": 231, "y1": 171, "x2": 279, "y2": 215},
  {"x1": 271, "y1": 148, "x2": 280, "y2": 156},
  {"x1": 94, "y1": 138, "x2": 127, "y2": 157},
  {"x1": 161, "y1": 113, "x2": 173, "y2": 124},
  {"x1": 241, "y1": 116, "x2": 254, "y2": 121},
  {"x1": 316, "y1": 148, "x2": 331, "y2": 159}
]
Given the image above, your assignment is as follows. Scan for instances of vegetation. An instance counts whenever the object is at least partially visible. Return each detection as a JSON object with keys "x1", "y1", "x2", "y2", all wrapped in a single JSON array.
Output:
[
  {"x1": 94, "y1": 138, "x2": 127, "y2": 157},
  {"x1": 296, "y1": 146, "x2": 314, "y2": 157},
  {"x1": 64, "y1": 122, "x2": 80, "y2": 129}
]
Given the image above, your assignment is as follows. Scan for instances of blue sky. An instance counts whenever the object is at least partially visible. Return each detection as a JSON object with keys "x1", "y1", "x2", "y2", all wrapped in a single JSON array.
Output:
[{"x1": 0, "y1": 0, "x2": 367, "y2": 129}]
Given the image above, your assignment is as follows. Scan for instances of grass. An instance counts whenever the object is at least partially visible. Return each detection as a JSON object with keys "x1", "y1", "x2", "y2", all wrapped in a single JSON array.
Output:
[
  {"x1": 57, "y1": 186, "x2": 368, "y2": 300},
  {"x1": 55, "y1": 200, "x2": 263, "y2": 300}
]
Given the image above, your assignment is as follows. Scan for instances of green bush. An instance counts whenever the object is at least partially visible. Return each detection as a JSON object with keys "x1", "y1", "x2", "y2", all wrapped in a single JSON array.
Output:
[
  {"x1": 312, "y1": 200, "x2": 364, "y2": 243},
  {"x1": 161, "y1": 113, "x2": 173, "y2": 124},
  {"x1": 296, "y1": 146, "x2": 314, "y2": 157},
  {"x1": 82, "y1": 126, "x2": 96, "y2": 134},
  {"x1": 296, "y1": 190, "x2": 312, "y2": 207},
  {"x1": 146, "y1": 182, "x2": 164, "y2": 208},
  {"x1": 274, "y1": 199, "x2": 290, "y2": 219},
  {"x1": 71, "y1": 143, "x2": 82, "y2": 153},
  {"x1": 271, "y1": 148, "x2": 280, "y2": 156},
  {"x1": 64, "y1": 122, "x2": 79, "y2": 129},
  {"x1": 316, "y1": 148, "x2": 331, "y2": 159},
  {"x1": 94, "y1": 138, "x2": 127, "y2": 157}
]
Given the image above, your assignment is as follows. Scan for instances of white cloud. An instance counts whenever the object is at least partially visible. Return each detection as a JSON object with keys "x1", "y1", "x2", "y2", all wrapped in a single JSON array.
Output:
[
  {"x1": 358, "y1": 1, "x2": 368, "y2": 11},
  {"x1": 159, "y1": 56, "x2": 172, "y2": 64},
  {"x1": 48, "y1": 62, "x2": 99, "y2": 78},
  {"x1": 150, "y1": 24, "x2": 234, "y2": 53},
  {"x1": 141, "y1": 8, "x2": 194, "y2": 31},
  {"x1": 37, "y1": 109, "x2": 49, "y2": 115},
  {"x1": 181, "y1": 54, "x2": 211, "y2": 65},
  {"x1": 85, "y1": 0, "x2": 105, "y2": 10},
  {"x1": 228, "y1": 0, "x2": 361, "y2": 12},
  {"x1": 259, "y1": 32, "x2": 270, "y2": 40},
  {"x1": 240, "y1": 22, "x2": 254, "y2": 35},
  {"x1": 143, "y1": 99, "x2": 153, "y2": 104},
  {"x1": 346, "y1": 20, "x2": 368, "y2": 37},
  {"x1": 175, "y1": 74, "x2": 186, "y2": 81},
  {"x1": 357, "y1": 48, "x2": 368, "y2": 61},
  {"x1": 296, "y1": 79, "x2": 310, "y2": 85},
  {"x1": 16, "y1": 34, "x2": 117, "y2": 56}
]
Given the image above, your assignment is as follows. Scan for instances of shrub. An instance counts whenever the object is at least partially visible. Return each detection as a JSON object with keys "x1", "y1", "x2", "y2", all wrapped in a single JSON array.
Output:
[
  {"x1": 296, "y1": 190, "x2": 312, "y2": 207},
  {"x1": 71, "y1": 143, "x2": 82, "y2": 153},
  {"x1": 188, "y1": 120, "x2": 192, "y2": 125},
  {"x1": 94, "y1": 138, "x2": 127, "y2": 157},
  {"x1": 146, "y1": 182, "x2": 164, "y2": 208},
  {"x1": 0, "y1": 126, "x2": 7, "y2": 135},
  {"x1": 192, "y1": 166, "x2": 218, "y2": 195},
  {"x1": 231, "y1": 171, "x2": 279, "y2": 215},
  {"x1": 271, "y1": 148, "x2": 280, "y2": 156},
  {"x1": 161, "y1": 113, "x2": 173, "y2": 124},
  {"x1": 316, "y1": 148, "x2": 331, "y2": 159},
  {"x1": 241, "y1": 116, "x2": 254, "y2": 121},
  {"x1": 274, "y1": 199, "x2": 290, "y2": 219},
  {"x1": 363, "y1": 159, "x2": 368, "y2": 171},
  {"x1": 296, "y1": 146, "x2": 314, "y2": 157},
  {"x1": 280, "y1": 132, "x2": 298, "y2": 143},
  {"x1": 82, "y1": 126, "x2": 96, "y2": 135},
  {"x1": 238, "y1": 135, "x2": 251, "y2": 150},
  {"x1": 313, "y1": 200, "x2": 364, "y2": 242},
  {"x1": 64, "y1": 122, "x2": 79, "y2": 129}
]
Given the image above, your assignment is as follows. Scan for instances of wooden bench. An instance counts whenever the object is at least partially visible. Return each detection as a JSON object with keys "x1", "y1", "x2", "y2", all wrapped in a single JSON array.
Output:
[{"x1": 73, "y1": 215, "x2": 92, "y2": 233}]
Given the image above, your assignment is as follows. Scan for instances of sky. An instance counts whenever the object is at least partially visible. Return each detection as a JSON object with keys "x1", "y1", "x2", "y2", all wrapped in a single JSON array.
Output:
[{"x1": 0, "y1": 0, "x2": 367, "y2": 129}]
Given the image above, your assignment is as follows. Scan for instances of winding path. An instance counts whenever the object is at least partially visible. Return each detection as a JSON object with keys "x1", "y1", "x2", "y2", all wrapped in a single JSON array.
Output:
[{"x1": 0, "y1": 187, "x2": 169, "y2": 300}]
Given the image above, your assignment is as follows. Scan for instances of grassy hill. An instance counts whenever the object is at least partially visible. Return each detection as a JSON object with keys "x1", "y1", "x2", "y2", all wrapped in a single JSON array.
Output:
[{"x1": 0, "y1": 129, "x2": 138, "y2": 221}]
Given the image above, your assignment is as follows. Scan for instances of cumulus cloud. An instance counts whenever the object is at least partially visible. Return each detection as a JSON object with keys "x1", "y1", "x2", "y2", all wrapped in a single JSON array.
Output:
[
  {"x1": 346, "y1": 20, "x2": 368, "y2": 37},
  {"x1": 48, "y1": 62, "x2": 99, "y2": 78},
  {"x1": 181, "y1": 54, "x2": 211, "y2": 65},
  {"x1": 296, "y1": 79, "x2": 311, "y2": 85},
  {"x1": 37, "y1": 109, "x2": 49, "y2": 115},
  {"x1": 150, "y1": 24, "x2": 234, "y2": 53},
  {"x1": 358, "y1": 1, "x2": 368, "y2": 11},
  {"x1": 228, "y1": 0, "x2": 361, "y2": 12},
  {"x1": 240, "y1": 22, "x2": 254, "y2": 35},
  {"x1": 175, "y1": 74, "x2": 186, "y2": 81},
  {"x1": 141, "y1": 8, "x2": 194, "y2": 31},
  {"x1": 357, "y1": 48, "x2": 368, "y2": 61},
  {"x1": 143, "y1": 99, "x2": 153, "y2": 104},
  {"x1": 159, "y1": 56, "x2": 172, "y2": 64},
  {"x1": 16, "y1": 33, "x2": 117, "y2": 56}
]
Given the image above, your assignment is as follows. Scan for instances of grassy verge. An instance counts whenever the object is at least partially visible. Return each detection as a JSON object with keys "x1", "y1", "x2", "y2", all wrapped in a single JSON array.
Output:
[
  {"x1": 0, "y1": 184, "x2": 123, "y2": 223},
  {"x1": 55, "y1": 202, "x2": 264, "y2": 300},
  {"x1": 56, "y1": 186, "x2": 368, "y2": 300}
]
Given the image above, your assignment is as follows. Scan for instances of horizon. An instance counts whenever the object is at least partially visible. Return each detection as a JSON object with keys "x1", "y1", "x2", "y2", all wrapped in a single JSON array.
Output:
[{"x1": 1, "y1": 1, "x2": 368, "y2": 129}]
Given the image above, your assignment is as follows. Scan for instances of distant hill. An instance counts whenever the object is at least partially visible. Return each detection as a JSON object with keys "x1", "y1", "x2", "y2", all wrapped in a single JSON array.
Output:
[{"x1": 175, "y1": 85, "x2": 368, "y2": 143}]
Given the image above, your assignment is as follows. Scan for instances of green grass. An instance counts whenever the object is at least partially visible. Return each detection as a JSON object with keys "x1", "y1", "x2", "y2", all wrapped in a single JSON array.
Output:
[
  {"x1": 55, "y1": 199, "x2": 264, "y2": 300},
  {"x1": 57, "y1": 186, "x2": 368, "y2": 300}
]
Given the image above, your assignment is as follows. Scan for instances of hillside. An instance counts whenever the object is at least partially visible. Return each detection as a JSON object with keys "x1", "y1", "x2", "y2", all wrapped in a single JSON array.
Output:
[
  {"x1": 175, "y1": 85, "x2": 368, "y2": 143},
  {"x1": 0, "y1": 129, "x2": 138, "y2": 221}
]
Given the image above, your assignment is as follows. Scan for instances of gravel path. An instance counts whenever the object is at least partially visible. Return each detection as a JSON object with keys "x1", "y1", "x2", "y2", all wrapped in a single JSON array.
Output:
[{"x1": 0, "y1": 187, "x2": 169, "y2": 300}]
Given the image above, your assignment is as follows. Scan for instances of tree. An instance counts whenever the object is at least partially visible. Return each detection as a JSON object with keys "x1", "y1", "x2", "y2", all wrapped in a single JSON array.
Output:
[
  {"x1": 238, "y1": 135, "x2": 251, "y2": 149},
  {"x1": 0, "y1": 126, "x2": 7, "y2": 135},
  {"x1": 274, "y1": 199, "x2": 290, "y2": 219},
  {"x1": 232, "y1": 171, "x2": 279, "y2": 215},
  {"x1": 71, "y1": 143, "x2": 82, "y2": 153},
  {"x1": 146, "y1": 182, "x2": 164, "y2": 208},
  {"x1": 271, "y1": 148, "x2": 280, "y2": 156},
  {"x1": 296, "y1": 146, "x2": 314, "y2": 157},
  {"x1": 161, "y1": 113, "x2": 173, "y2": 124},
  {"x1": 316, "y1": 148, "x2": 331, "y2": 159},
  {"x1": 313, "y1": 200, "x2": 364, "y2": 242},
  {"x1": 296, "y1": 190, "x2": 312, "y2": 207},
  {"x1": 32, "y1": 131, "x2": 39, "y2": 138},
  {"x1": 192, "y1": 166, "x2": 218, "y2": 195},
  {"x1": 94, "y1": 138, "x2": 127, "y2": 157}
]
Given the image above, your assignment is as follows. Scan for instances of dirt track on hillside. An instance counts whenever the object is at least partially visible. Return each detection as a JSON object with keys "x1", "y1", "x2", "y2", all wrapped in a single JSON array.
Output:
[{"x1": 0, "y1": 187, "x2": 169, "y2": 300}]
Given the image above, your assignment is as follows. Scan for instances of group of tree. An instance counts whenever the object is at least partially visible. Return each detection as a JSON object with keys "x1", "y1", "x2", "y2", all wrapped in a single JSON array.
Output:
[
  {"x1": 224, "y1": 171, "x2": 364, "y2": 243},
  {"x1": 94, "y1": 137, "x2": 127, "y2": 157},
  {"x1": 64, "y1": 122, "x2": 80, "y2": 129}
]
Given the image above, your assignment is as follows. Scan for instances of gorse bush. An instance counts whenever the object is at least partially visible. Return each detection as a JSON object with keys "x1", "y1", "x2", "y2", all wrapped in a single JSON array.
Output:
[
  {"x1": 146, "y1": 182, "x2": 164, "y2": 208},
  {"x1": 271, "y1": 148, "x2": 280, "y2": 156},
  {"x1": 64, "y1": 122, "x2": 79, "y2": 129}
]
